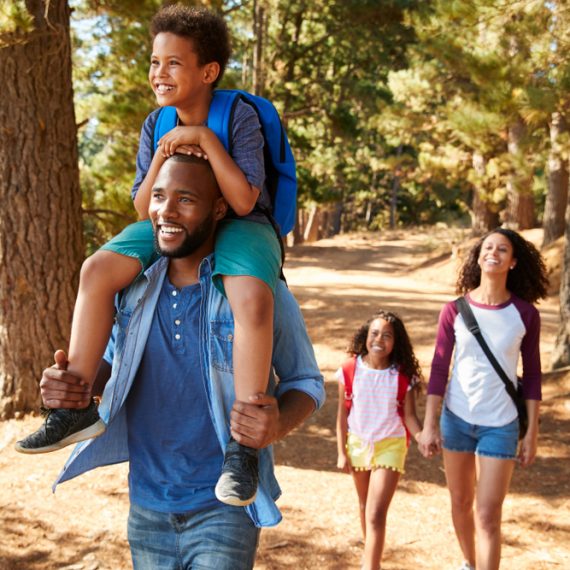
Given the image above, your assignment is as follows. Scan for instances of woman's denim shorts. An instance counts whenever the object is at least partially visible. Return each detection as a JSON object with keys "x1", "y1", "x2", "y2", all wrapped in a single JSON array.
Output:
[{"x1": 441, "y1": 405, "x2": 519, "y2": 460}]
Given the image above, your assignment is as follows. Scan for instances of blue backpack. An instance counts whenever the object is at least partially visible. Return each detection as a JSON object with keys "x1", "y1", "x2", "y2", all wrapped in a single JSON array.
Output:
[{"x1": 152, "y1": 89, "x2": 297, "y2": 236}]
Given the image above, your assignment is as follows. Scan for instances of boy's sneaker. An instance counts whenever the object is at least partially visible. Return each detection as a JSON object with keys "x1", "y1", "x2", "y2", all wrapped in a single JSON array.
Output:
[
  {"x1": 15, "y1": 400, "x2": 106, "y2": 454},
  {"x1": 215, "y1": 438, "x2": 259, "y2": 507},
  {"x1": 457, "y1": 562, "x2": 475, "y2": 570}
]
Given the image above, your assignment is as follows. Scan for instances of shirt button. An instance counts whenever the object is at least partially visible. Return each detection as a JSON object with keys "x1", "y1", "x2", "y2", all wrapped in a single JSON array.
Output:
[
  {"x1": 175, "y1": 334, "x2": 181, "y2": 340},
  {"x1": 172, "y1": 290, "x2": 177, "y2": 297},
  {"x1": 175, "y1": 319, "x2": 181, "y2": 326},
  {"x1": 172, "y1": 303, "x2": 177, "y2": 309},
  {"x1": 227, "y1": 334, "x2": 233, "y2": 341}
]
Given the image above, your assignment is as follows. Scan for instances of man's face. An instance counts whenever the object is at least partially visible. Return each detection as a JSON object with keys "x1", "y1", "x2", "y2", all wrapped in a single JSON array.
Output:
[{"x1": 149, "y1": 158, "x2": 226, "y2": 258}]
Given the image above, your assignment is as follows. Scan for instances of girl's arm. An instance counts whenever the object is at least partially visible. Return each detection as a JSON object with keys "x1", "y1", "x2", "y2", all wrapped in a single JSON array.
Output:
[
  {"x1": 418, "y1": 394, "x2": 443, "y2": 458},
  {"x1": 336, "y1": 381, "x2": 351, "y2": 473},
  {"x1": 403, "y1": 389, "x2": 422, "y2": 444},
  {"x1": 158, "y1": 126, "x2": 260, "y2": 216}
]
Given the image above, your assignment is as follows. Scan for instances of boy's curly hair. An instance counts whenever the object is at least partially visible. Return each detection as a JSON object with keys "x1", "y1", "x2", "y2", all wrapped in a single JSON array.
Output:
[
  {"x1": 151, "y1": 4, "x2": 231, "y2": 88},
  {"x1": 348, "y1": 310, "x2": 423, "y2": 383},
  {"x1": 456, "y1": 228, "x2": 549, "y2": 304}
]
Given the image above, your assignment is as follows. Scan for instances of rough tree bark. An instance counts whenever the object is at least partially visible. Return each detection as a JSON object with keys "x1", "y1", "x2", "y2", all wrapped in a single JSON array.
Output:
[
  {"x1": 543, "y1": 112, "x2": 569, "y2": 247},
  {"x1": 0, "y1": 0, "x2": 83, "y2": 418},
  {"x1": 504, "y1": 118, "x2": 535, "y2": 230},
  {"x1": 551, "y1": 192, "x2": 570, "y2": 369},
  {"x1": 252, "y1": 0, "x2": 266, "y2": 97}
]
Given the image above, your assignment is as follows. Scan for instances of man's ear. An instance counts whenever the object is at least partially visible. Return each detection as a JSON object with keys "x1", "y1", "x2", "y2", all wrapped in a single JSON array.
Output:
[
  {"x1": 203, "y1": 62, "x2": 220, "y2": 85},
  {"x1": 214, "y1": 196, "x2": 228, "y2": 221}
]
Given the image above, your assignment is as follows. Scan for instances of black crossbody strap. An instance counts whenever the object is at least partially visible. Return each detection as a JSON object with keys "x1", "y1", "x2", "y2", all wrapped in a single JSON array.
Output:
[{"x1": 455, "y1": 297, "x2": 519, "y2": 404}]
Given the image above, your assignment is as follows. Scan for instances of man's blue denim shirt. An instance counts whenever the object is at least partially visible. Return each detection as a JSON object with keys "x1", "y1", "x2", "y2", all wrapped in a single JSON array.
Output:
[{"x1": 53, "y1": 255, "x2": 325, "y2": 528}]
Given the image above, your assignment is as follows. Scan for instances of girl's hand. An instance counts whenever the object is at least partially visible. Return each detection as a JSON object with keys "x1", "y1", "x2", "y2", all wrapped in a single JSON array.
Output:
[
  {"x1": 337, "y1": 453, "x2": 352, "y2": 473},
  {"x1": 518, "y1": 430, "x2": 538, "y2": 467},
  {"x1": 158, "y1": 126, "x2": 208, "y2": 157},
  {"x1": 418, "y1": 425, "x2": 442, "y2": 459}
]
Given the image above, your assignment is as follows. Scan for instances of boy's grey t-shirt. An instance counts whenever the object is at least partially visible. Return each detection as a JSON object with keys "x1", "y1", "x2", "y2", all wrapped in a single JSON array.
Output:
[{"x1": 132, "y1": 99, "x2": 271, "y2": 224}]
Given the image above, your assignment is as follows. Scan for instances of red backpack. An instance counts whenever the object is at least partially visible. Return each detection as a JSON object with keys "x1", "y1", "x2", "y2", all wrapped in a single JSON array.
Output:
[{"x1": 342, "y1": 356, "x2": 410, "y2": 445}]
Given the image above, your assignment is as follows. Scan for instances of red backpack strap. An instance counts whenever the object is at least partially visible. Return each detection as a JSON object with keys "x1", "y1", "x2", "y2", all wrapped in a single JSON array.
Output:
[
  {"x1": 341, "y1": 356, "x2": 358, "y2": 414},
  {"x1": 397, "y1": 370, "x2": 411, "y2": 446}
]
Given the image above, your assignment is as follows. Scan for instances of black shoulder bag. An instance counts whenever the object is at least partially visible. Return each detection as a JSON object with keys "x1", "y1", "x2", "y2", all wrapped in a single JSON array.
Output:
[{"x1": 455, "y1": 297, "x2": 528, "y2": 439}]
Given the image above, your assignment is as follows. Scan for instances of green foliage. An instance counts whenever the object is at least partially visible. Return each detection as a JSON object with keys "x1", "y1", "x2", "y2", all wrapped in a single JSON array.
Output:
[
  {"x1": 0, "y1": 1, "x2": 34, "y2": 38},
  {"x1": 69, "y1": 0, "x2": 570, "y2": 242}
]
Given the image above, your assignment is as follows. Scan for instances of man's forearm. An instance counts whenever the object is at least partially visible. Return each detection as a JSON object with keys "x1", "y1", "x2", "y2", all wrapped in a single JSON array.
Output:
[{"x1": 276, "y1": 390, "x2": 316, "y2": 442}]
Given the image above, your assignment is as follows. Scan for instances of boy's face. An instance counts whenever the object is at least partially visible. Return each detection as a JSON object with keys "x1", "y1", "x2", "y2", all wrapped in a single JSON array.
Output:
[{"x1": 149, "y1": 32, "x2": 218, "y2": 109}]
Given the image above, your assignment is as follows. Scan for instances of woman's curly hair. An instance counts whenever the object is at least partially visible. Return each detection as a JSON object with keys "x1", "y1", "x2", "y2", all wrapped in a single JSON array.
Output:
[
  {"x1": 456, "y1": 228, "x2": 549, "y2": 304},
  {"x1": 348, "y1": 310, "x2": 423, "y2": 383},
  {"x1": 151, "y1": 5, "x2": 231, "y2": 88}
]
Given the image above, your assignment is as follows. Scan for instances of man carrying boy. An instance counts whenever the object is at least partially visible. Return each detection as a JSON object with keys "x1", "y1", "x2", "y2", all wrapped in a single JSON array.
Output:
[
  {"x1": 42, "y1": 154, "x2": 324, "y2": 569},
  {"x1": 18, "y1": 3, "x2": 286, "y2": 508}
]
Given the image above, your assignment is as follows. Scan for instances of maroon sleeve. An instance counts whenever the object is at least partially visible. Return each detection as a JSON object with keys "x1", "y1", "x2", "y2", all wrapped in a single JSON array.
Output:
[
  {"x1": 513, "y1": 297, "x2": 542, "y2": 400},
  {"x1": 427, "y1": 301, "x2": 458, "y2": 397}
]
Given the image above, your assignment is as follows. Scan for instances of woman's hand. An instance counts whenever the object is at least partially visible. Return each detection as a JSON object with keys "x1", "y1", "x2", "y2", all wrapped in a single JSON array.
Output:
[
  {"x1": 518, "y1": 429, "x2": 538, "y2": 467},
  {"x1": 418, "y1": 425, "x2": 442, "y2": 459}
]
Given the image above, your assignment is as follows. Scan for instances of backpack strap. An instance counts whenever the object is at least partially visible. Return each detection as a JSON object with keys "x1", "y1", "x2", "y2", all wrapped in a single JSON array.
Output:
[
  {"x1": 397, "y1": 370, "x2": 411, "y2": 446},
  {"x1": 341, "y1": 356, "x2": 358, "y2": 414},
  {"x1": 454, "y1": 296, "x2": 519, "y2": 403},
  {"x1": 207, "y1": 90, "x2": 241, "y2": 154},
  {"x1": 153, "y1": 106, "x2": 178, "y2": 154}
]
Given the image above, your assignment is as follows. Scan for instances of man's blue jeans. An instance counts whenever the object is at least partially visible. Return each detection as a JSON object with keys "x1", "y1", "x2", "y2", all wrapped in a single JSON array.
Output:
[{"x1": 127, "y1": 502, "x2": 260, "y2": 569}]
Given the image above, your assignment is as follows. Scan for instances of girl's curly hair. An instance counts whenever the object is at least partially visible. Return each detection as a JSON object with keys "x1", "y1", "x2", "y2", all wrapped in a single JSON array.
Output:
[
  {"x1": 456, "y1": 228, "x2": 549, "y2": 304},
  {"x1": 348, "y1": 310, "x2": 423, "y2": 383}
]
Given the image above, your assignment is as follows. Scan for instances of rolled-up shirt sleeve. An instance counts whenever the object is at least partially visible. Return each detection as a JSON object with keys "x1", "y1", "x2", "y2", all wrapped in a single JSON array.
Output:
[{"x1": 272, "y1": 281, "x2": 325, "y2": 410}]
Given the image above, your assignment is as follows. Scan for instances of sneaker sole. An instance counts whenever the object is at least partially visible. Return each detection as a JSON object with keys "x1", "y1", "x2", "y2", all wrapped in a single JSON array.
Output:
[
  {"x1": 214, "y1": 486, "x2": 257, "y2": 507},
  {"x1": 14, "y1": 419, "x2": 107, "y2": 454}
]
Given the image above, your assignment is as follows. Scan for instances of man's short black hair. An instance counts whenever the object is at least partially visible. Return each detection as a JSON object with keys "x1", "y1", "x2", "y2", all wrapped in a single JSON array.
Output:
[
  {"x1": 151, "y1": 4, "x2": 231, "y2": 88},
  {"x1": 167, "y1": 153, "x2": 220, "y2": 192}
]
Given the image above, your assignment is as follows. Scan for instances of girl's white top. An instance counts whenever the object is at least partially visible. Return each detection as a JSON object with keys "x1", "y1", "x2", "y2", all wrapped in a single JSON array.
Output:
[{"x1": 337, "y1": 357, "x2": 408, "y2": 442}]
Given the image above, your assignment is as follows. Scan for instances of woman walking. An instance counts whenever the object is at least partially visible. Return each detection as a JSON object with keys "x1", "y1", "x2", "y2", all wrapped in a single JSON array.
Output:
[{"x1": 419, "y1": 228, "x2": 548, "y2": 570}]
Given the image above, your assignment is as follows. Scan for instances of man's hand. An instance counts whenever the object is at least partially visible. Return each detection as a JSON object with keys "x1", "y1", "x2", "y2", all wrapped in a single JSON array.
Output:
[
  {"x1": 230, "y1": 393, "x2": 280, "y2": 450},
  {"x1": 40, "y1": 350, "x2": 91, "y2": 409}
]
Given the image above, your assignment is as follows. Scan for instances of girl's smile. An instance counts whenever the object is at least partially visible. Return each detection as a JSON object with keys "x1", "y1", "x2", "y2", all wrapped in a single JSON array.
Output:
[{"x1": 364, "y1": 318, "x2": 394, "y2": 370}]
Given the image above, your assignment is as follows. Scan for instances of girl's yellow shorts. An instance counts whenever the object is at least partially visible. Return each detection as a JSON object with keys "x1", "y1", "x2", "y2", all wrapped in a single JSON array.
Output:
[{"x1": 346, "y1": 432, "x2": 408, "y2": 473}]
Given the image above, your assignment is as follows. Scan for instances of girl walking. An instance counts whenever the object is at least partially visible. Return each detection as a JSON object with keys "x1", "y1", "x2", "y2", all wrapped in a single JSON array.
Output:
[
  {"x1": 336, "y1": 310, "x2": 423, "y2": 570},
  {"x1": 419, "y1": 228, "x2": 548, "y2": 570}
]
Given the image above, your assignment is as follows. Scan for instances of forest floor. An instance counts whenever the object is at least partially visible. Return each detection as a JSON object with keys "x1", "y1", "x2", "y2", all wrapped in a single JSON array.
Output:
[{"x1": 0, "y1": 227, "x2": 568, "y2": 570}]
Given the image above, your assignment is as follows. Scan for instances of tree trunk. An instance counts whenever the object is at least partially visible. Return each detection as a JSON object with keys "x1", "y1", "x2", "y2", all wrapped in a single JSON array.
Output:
[
  {"x1": 471, "y1": 152, "x2": 500, "y2": 235},
  {"x1": 552, "y1": 191, "x2": 570, "y2": 369},
  {"x1": 331, "y1": 202, "x2": 343, "y2": 236},
  {"x1": 252, "y1": 0, "x2": 266, "y2": 96},
  {"x1": 505, "y1": 118, "x2": 535, "y2": 230},
  {"x1": 304, "y1": 206, "x2": 320, "y2": 243},
  {"x1": 390, "y1": 145, "x2": 403, "y2": 230},
  {"x1": 0, "y1": 0, "x2": 83, "y2": 418},
  {"x1": 543, "y1": 112, "x2": 569, "y2": 247}
]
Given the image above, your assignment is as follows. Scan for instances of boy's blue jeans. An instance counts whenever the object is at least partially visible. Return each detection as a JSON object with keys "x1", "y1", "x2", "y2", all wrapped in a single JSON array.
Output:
[{"x1": 128, "y1": 502, "x2": 260, "y2": 569}]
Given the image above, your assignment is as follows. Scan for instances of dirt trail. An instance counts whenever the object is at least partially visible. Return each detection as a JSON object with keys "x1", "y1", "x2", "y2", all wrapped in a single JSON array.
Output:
[{"x1": 1, "y1": 229, "x2": 568, "y2": 570}]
